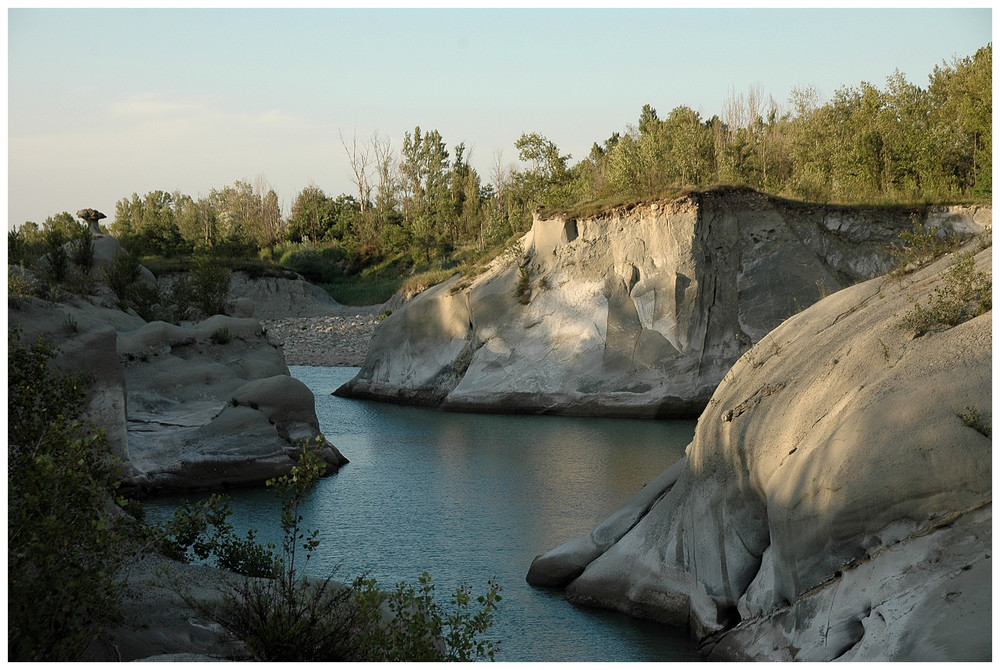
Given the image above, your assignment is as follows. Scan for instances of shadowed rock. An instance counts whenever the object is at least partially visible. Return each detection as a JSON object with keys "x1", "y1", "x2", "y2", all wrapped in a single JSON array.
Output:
[{"x1": 527, "y1": 235, "x2": 992, "y2": 661}]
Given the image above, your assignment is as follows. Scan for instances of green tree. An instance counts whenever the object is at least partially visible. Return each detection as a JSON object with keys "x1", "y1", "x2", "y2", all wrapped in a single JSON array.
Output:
[
  {"x1": 110, "y1": 191, "x2": 185, "y2": 256},
  {"x1": 174, "y1": 193, "x2": 217, "y2": 251},
  {"x1": 8, "y1": 331, "x2": 129, "y2": 660},
  {"x1": 512, "y1": 132, "x2": 572, "y2": 209},
  {"x1": 927, "y1": 43, "x2": 992, "y2": 197}
]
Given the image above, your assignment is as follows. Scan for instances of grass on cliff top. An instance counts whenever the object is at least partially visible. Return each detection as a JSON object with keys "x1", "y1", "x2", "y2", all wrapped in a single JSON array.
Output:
[{"x1": 539, "y1": 183, "x2": 985, "y2": 221}]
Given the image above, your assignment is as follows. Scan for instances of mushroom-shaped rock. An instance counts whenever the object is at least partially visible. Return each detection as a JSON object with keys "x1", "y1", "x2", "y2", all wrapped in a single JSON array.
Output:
[{"x1": 77, "y1": 208, "x2": 107, "y2": 234}]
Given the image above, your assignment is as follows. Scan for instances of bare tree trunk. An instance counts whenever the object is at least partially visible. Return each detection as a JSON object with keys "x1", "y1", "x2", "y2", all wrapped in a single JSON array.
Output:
[{"x1": 340, "y1": 128, "x2": 371, "y2": 213}]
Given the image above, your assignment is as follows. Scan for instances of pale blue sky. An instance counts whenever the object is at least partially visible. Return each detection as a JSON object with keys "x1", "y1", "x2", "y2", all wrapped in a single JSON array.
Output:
[{"x1": 7, "y1": 7, "x2": 993, "y2": 228}]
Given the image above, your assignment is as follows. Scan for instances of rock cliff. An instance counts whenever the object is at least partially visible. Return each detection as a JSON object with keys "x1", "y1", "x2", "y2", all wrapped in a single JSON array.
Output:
[
  {"x1": 526, "y1": 234, "x2": 992, "y2": 661},
  {"x1": 336, "y1": 187, "x2": 989, "y2": 417}
]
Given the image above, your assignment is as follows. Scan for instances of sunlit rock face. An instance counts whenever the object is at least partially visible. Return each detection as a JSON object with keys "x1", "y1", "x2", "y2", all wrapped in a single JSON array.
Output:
[
  {"x1": 337, "y1": 187, "x2": 988, "y2": 417},
  {"x1": 528, "y1": 237, "x2": 992, "y2": 661}
]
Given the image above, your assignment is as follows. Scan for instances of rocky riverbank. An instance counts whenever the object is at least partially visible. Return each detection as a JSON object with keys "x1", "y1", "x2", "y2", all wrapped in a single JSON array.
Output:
[{"x1": 261, "y1": 313, "x2": 382, "y2": 367}]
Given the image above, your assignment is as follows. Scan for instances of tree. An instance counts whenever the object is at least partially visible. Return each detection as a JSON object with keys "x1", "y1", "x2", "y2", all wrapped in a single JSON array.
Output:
[
  {"x1": 110, "y1": 191, "x2": 185, "y2": 256},
  {"x1": 174, "y1": 193, "x2": 217, "y2": 251},
  {"x1": 288, "y1": 184, "x2": 332, "y2": 243},
  {"x1": 8, "y1": 331, "x2": 129, "y2": 660},
  {"x1": 371, "y1": 130, "x2": 400, "y2": 229},
  {"x1": 341, "y1": 128, "x2": 373, "y2": 213},
  {"x1": 927, "y1": 43, "x2": 992, "y2": 196},
  {"x1": 513, "y1": 132, "x2": 571, "y2": 208}
]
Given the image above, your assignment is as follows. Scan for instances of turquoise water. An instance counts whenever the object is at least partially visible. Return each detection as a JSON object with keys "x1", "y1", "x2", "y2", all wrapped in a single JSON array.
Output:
[{"x1": 145, "y1": 366, "x2": 701, "y2": 662}]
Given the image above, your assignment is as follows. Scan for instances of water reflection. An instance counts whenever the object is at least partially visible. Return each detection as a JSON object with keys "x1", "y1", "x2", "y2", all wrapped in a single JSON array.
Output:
[{"x1": 145, "y1": 366, "x2": 701, "y2": 662}]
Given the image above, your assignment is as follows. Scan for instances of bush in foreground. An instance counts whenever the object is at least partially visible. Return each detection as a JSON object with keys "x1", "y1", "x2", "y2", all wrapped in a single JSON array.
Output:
[
  {"x1": 7, "y1": 330, "x2": 129, "y2": 660},
  {"x1": 168, "y1": 439, "x2": 502, "y2": 661}
]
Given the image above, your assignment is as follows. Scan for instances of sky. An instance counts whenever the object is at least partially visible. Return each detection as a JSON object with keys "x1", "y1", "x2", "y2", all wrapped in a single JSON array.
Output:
[{"x1": 6, "y1": 5, "x2": 993, "y2": 229}]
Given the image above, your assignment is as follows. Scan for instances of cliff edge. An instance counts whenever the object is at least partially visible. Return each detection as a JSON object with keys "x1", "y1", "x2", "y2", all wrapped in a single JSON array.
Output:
[{"x1": 336, "y1": 187, "x2": 988, "y2": 417}]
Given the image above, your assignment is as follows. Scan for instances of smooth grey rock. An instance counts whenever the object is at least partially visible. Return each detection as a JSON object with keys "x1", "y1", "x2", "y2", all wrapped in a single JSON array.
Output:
[
  {"x1": 119, "y1": 315, "x2": 347, "y2": 492},
  {"x1": 8, "y1": 289, "x2": 347, "y2": 495},
  {"x1": 530, "y1": 238, "x2": 992, "y2": 660}
]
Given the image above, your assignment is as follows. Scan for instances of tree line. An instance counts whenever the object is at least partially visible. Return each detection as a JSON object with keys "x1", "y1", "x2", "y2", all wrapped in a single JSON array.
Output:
[{"x1": 15, "y1": 43, "x2": 990, "y2": 277}]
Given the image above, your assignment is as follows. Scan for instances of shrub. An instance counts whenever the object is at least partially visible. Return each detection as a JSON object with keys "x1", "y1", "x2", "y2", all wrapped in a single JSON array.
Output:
[
  {"x1": 210, "y1": 327, "x2": 233, "y2": 345},
  {"x1": 160, "y1": 494, "x2": 279, "y2": 579},
  {"x1": 102, "y1": 249, "x2": 142, "y2": 307},
  {"x1": 165, "y1": 276, "x2": 198, "y2": 322},
  {"x1": 899, "y1": 251, "x2": 991, "y2": 332},
  {"x1": 8, "y1": 265, "x2": 35, "y2": 308},
  {"x1": 191, "y1": 256, "x2": 232, "y2": 316},
  {"x1": 70, "y1": 227, "x2": 96, "y2": 274},
  {"x1": 8, "y1": 227, "x2": 33, "y2": 267},
  {"x1": 279, "y1": 247, "x2": 334, "y2": 284},
  {"x1": 42, "y1": 227, "x2": 70, "y2": 284},
  {"x1": 889, "y1": 220, "x2": 963, "y2": 278},
  {"x1": 8, "y1": 330, "x2": 129, "y2": 660},
  {"x1": 128, "y1": 282, "x2": 162, "y2": 322},
  {"x1": 351, "y1": 572, "x2": 502, "y2": 662},
  {"x1": 203, "y1": 439, "x2": 359, "y2": 660},
  {"x1": 515, "y1": 266, "x2": 532, "y2": 304}
]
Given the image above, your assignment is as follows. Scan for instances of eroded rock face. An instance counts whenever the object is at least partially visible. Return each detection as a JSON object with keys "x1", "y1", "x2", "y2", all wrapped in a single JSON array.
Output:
[
  {"x1": 8, "y1": 295, "x2": 348, "y2": 495},
  {"x1": 118, "y1": 314, "x2": 347, "y2": 492},
  {"x1": 527, "y1": 238, "x2": 992, "y2": 661},
  {"x1": 337, "y1": 188, "x2": 989, "y2": 417},
  {"x1": 188, "y1": 271, "x2": 348, "y2": 320}
]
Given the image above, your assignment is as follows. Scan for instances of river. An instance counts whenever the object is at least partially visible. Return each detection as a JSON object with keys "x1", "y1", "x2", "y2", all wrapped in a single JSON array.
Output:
[{"x1": 144, "y1": 366, "x2": 702, "y2": 662}]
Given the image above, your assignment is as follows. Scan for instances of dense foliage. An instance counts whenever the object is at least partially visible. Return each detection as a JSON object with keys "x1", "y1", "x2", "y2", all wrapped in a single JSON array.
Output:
[
  {"x1": 8, "y1": 331, "x2": 129, "y2": 660},
  {"x1": 13, "y1": 43, "x2": 990, "y2": 301}
]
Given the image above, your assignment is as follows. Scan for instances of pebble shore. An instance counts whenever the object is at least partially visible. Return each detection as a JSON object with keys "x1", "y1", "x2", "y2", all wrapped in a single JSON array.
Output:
[{"x1": 261, "y1": 314, "x2": 381, "y2": 367}]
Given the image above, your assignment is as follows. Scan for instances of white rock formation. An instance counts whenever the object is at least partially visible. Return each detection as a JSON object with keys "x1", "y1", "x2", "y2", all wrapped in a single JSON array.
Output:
[
  {"x1": 527, "y1": 237, "x2": 992, "y2": 661},
  {"x1": 337, "y1": 188, "x2": 990, "y2": 417},
  {"x1": 9, "y1": 290, "x2": 347, "y2": 494}
]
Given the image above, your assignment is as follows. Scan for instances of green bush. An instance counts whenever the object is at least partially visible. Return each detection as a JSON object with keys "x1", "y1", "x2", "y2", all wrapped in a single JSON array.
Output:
[
  {"x1": 210, "y1": 327, "x2": 233, "y2": 345},
  {"x1": 160, "y1": 494, "x2": 279, "y2": 579},
  {"x1": 899, "y1": 251, "x2": 991, "y2": 332},
  {"x1": 515, "y1": 266, "x2": 532, "y2": 304},
  {"x1": 889, "y1": 220, "x2": 963, "y2": 277},
  {"x1": 42, "y1": 227, "x2": 70, "y2": 284},
  {"x1": 351, "y1": 572, "x2": 502, "y2": 662},
  {"x1": 279, "y1": 247, "x2": 336, "y2": 284},
  {"x1": 128, "y1": 282, "x2": 162, "y2": 322},
  {"x1": 8, "y1": 266, "x2": 35, "y2": 308},
  {"x1": 191, "y1": 256, "x2": 231, "y2": 316},
  {"x1": 70, "y1": 227, "x2": 96, "y2": 274},
  {"x1": 164, "y1": 276, "x2": 198, "y2": 322},
  {"x1": 102, "y1": 249, "x2": 143, "y2": 308},
  {"x1": 201, "y1": 439, "x2": 359, "y2": 660},
  {"x1": 321, "y1": 277, "x2": 401, "y2": 306},
  {"x1": 8, "y1": 330, "x2": 129, "y2": 660}
]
